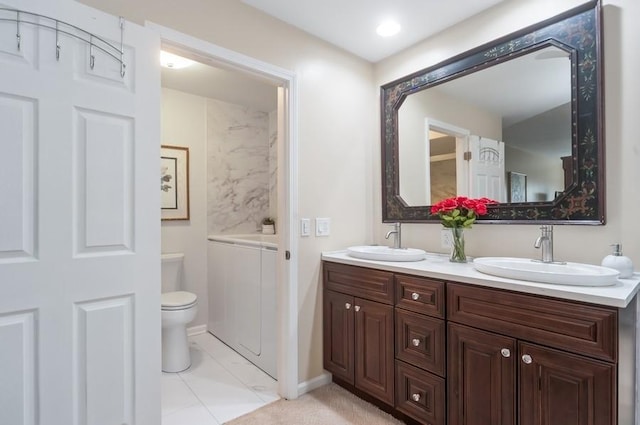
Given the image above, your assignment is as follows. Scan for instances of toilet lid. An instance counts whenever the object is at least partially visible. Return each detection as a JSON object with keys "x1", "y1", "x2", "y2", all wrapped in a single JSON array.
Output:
[{"x1": 162, "y1": 291, "x2": 197, "y2": 309}]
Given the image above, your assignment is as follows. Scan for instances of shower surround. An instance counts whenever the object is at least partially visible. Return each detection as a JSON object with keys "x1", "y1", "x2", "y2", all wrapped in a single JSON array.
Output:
[{"x1": 207, "y1": 98, "x2": 277, "y2": 234}]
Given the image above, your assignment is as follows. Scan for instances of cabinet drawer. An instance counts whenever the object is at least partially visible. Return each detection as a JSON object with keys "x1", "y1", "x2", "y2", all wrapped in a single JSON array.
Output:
[
  {"x1": 447, "y1": 283, "x2": 617, "y2": 362},
  {"x1": 395, "y1": 360, "x2": 445, "y2": 425},
  {"x1": 323, "y1": 262, "x2": 394, "y2": 304},
  {"x1": 395, "y1": 309, "x2": 445, "y2": 377},
  {"x1": 395, "y1": 275, "x2": 444, "y2": 318}
]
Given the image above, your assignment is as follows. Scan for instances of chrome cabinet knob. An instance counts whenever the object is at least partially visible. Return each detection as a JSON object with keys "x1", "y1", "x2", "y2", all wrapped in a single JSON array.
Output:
[
  {"x1": 412, "y1": 338, "x2": 421, "y2": 347},
  {"x1": 501, "y1": 348, "x2": 511, "y2": 358},
  {"x1": 411, "y1": 292, "x2": 420, "y2": 300},
  {"x1": 345, "y1": 303, "x2": 351, "y2": 310},
  {"x1": 522, "y1": 354, "x2": 533, "y2": 364},
  {"x1": 412, "y1": 393, "x2": 421, "y2": 402},
  {"x1": 354, "y1": 305, "x2": 361, "y2": 312}
]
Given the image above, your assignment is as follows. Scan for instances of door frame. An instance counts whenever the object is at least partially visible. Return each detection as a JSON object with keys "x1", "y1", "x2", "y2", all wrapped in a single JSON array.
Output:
[
  {"x1": 424, "y1": 118, "x2": 470, "y2": 196},
  {"x1": 146, "y1": 22, "x2": 299, "y2": 399}
]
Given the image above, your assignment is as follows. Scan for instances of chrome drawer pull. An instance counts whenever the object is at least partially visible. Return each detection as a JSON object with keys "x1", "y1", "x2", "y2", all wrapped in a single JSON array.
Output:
[
  {"x1": 411, "y1": 292, "x2": 420, "y2": 300},
  {"x1": 412, "y1": 393, "x2": 421, "y2": 402},
  {"x1": 354, "y1": 305, "x2": 361, "y2": 312},
  {"x1": 345, "y1": 303, "x2": 351, "y2": 310},
  {"x1": 412, "y1": 338, "x2": 421, "y2": 347},
  {"x1": 501, "y1": 348, "x2": 511, "y2": 358},
  {"x1": 522, "y1": 354, "x2": 533, "y2": 364}
]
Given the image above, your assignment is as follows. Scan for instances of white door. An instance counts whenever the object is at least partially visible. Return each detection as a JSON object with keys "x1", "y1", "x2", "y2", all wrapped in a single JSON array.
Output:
[
  {"x1": 0, "y1": 1, "x2": 161, "y2": 424},
  {"x1": 468, "y1": 135, "x2": 506, "y2": 202}
]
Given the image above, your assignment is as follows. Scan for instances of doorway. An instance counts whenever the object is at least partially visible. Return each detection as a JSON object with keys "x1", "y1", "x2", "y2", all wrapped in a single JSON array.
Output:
[{"x1": 149, "y1": 22, "x2": 299, "y2": 401}]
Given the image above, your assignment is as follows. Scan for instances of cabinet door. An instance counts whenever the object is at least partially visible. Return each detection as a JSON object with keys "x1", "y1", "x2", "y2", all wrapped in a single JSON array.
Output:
[
  {"x1": 519, "y1": 342, "x2": 616, "y2": 425},
  {"x1": 323, "y1": 290, "x2": 355, "y2": 384},
  {"x1": 448, "y1": 323, "x2": 516, "y2": 425},
  {"x1": 355, "y1": 298, "x2": 394, "y2": 405}
]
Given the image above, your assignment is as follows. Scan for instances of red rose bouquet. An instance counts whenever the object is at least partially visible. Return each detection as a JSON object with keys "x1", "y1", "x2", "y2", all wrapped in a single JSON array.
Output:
[
  {"x1": 431, "y1": 196, "x2": 497, "y2": 262},
  {"x1": 431, "y1": 196, "x2": 495, "y2": 228}
]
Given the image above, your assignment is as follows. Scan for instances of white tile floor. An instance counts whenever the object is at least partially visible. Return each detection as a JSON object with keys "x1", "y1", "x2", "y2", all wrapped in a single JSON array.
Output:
[{"x1": 162, "y1": 332, "x2": 280, "y2": 425}]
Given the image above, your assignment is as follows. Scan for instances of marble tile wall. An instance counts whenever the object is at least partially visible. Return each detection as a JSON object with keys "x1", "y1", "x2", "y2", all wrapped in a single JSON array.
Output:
[
  {"x1": 206, "y1": 98, "x2": 277, "y2": 234},
  {"x1": 268, "y1": 110, "x2": 277, "y2": 220}
]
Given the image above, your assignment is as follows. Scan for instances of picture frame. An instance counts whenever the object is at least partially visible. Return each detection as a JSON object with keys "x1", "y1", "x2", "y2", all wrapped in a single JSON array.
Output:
[
  {"x1": 161, "y1": 145, "x2": 190, "y2": 221},
  {"x1": 507, "y1": 171, "x2": 527, "y2": 203}
]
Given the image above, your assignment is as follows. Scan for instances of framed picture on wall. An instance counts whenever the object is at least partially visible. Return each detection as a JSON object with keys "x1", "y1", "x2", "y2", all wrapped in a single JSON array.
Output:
[
  {"x1": 161, "y1": 145, "x2": 190, "y2": 220},
  {"x1": 507, "y1": 171, "x2": 527, "y2": 203}
]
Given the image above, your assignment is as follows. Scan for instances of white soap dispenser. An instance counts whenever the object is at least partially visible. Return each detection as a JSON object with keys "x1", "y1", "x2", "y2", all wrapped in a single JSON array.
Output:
[{"x1": 601, "y1": 244, "x2": 634, "y2": 279}]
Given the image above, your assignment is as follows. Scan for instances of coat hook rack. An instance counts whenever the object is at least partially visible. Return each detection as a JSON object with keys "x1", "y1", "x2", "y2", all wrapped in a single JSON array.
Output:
[{"x1": 0, "y1": 7, "x2": 126, "y2": 77}]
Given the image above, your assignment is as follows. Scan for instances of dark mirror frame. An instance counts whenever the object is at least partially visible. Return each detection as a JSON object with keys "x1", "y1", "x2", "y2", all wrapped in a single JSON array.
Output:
[{"x1": 381, "y1": 0, "x2": 604, "y2": 224}]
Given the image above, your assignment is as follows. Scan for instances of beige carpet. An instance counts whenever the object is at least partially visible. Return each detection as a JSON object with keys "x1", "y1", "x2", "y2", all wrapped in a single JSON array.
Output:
[{"x1": 225, "y1": 383, "x2": 404, "y2": 424}]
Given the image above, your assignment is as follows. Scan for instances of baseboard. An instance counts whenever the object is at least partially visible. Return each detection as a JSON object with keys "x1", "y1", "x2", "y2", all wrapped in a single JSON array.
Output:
[
  {"x1": 297, "y1": 371, "x2": 331, "y2": 395},
  {"x1": 187, "y1": 324, "x2": 207, "y2": 336}
]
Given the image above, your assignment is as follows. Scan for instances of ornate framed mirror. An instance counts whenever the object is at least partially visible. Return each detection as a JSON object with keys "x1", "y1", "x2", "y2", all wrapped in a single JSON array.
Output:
[{"x1": 381, "y1": 0, "x2": 604, "y2": 224}]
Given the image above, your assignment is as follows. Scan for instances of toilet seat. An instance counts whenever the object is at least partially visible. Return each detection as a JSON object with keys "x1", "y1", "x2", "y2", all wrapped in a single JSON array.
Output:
[{"x1": 162, "y1": 291, "x2": 197, "y2": 311}]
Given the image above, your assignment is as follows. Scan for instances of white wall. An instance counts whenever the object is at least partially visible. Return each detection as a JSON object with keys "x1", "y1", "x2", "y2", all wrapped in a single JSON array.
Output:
[
  {"x1": 374, "y1": 0, "x2": 640, "y2": 267},
  {"x1": 161, "y1": 88, "x2": 209, "y2": 327}
]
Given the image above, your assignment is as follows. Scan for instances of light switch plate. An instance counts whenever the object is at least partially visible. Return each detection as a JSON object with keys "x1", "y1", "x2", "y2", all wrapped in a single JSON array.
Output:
[
  {"x1": 315, "y1": 217, "x2": 331, "y2": 236},
  {"x1": 300, "y1": 218, "x2": 311, "y2": 237}
]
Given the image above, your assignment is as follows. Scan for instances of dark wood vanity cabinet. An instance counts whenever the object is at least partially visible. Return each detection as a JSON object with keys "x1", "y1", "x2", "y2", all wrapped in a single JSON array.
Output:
[
  {"x1": 323, "y1": 262, "x2": 395, "y2": 405},
  {"x1": 323, "y1": 262, "x2": 619, "y2": 425},
  {"x1": 447, "y1": 283, "x2": 617, "y2": 425}
]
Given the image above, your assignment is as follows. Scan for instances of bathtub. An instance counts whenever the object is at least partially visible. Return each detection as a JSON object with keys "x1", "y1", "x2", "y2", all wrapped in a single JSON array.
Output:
[
  {"x1": 206, "y1": 233, "x2": 277, "y2": 378},
  {"x1": 207, "y1": 233, "x2": 278, "y2": 249}
]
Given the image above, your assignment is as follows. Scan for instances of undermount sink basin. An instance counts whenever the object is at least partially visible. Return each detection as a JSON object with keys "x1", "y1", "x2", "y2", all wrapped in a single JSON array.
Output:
[
  {"x1": 347, "y1": 246, "x2": 427, "y2": 262},
  {"x1": 473, "y1": 257, "x2": 620, "y2": 287}
]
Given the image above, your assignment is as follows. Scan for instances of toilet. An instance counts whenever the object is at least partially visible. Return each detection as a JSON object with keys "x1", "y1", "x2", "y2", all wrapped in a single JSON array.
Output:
[{"x1": 161, "y1": 253, "x2": 198, "y2": 372}]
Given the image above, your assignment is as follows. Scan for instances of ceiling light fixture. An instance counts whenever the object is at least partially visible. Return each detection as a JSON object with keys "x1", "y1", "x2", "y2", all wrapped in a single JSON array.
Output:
[
  {"x1": 376, "y1": 21, "x2": 401, "y2": 37},
  {"x1": 160, "y1": 51, "x2": 195, "y2": 69}
]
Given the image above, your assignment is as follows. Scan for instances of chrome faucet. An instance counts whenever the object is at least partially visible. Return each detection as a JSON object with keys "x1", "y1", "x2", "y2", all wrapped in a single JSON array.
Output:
[
  {"x1": 534, "y1": 225, "x2": 554, "y2": 263},
  {"x1": 385, "y1": 222, "x2": 402, "y2": 249}
]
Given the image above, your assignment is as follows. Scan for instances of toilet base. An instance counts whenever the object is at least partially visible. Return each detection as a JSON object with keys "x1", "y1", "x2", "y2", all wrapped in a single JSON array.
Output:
[{"x1": 162, "y1": 324, "x2": 191, "y2": 372}]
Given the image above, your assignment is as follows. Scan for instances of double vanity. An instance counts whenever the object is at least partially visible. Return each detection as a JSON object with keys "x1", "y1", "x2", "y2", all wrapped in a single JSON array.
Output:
[{"x1": 321, "y1": 249, "x2": 639, "y2": 425}]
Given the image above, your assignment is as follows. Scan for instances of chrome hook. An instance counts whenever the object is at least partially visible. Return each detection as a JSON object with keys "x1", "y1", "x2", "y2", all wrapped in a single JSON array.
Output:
[{"x1": 16, "y1": 11, "x2": 21, "y2": 51}]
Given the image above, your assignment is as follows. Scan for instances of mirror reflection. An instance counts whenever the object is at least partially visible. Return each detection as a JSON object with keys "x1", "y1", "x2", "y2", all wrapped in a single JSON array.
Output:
[{"x1": 398, "y1": 45, "x2": 571, "y2": 207}]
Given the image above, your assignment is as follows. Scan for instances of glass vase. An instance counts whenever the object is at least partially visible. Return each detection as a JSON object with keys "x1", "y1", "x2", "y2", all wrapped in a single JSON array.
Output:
[{"x1": 449, "y1": 227, "x2": 467, "y2": 263}]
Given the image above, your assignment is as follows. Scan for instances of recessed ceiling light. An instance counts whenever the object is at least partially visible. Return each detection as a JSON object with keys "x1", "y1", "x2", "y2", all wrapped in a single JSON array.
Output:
[
  {"x1": 160, "y1": 51, "x2": 195, "y2": 69},
  {"x1": 376, "y1": 21, "x2": 401, "y2": 37}
]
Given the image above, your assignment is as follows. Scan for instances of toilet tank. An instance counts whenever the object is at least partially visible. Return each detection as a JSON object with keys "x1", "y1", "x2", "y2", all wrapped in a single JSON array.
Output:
[{"x1": 161, "y1": 253, "x2": 184, "y2": 293}]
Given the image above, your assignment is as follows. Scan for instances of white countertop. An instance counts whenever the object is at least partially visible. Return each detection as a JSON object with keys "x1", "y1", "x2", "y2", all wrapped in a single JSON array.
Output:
[{"x1": 321, "y1": 250, "x2": 640, "y2": 308}]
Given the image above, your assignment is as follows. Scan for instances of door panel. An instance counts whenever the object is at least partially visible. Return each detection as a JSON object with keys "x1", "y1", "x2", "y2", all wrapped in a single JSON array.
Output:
[
  {"x1": 355, "y1": 298, "x2": 394, "y2": 405},
  {"x1": 260, "y1": 247, "x2": 277, "y2": 377},
  {"x1": 0, "y1": 94, "x2": 36, "y2": 259},
  {"x1": 233, "y1": 244, "x2": 262, "y2": 356},
  {"x1": 0, "y1": 310, "x2": 36, "y2": 425},
  {"x1": 73, "y1": 108, "x2": 134, "y2": 255},
  {"x1": 208, "y1": 241, "x2": 230, "y2": 342},
  {"x1": 468, "y1": 135, "x2": 505, "y2": 202},
  {"x1": 0, "y1": 1, "x2": 160, "y2": 424},
  {"x1": 323, "y1": 290, "x2": 354, "y2": 383},
  {"x1": 519, "y1": 342, "x2": 616, "y2": 425},
  {"x1": 75, "y1": 296, "x2": 134, "y2": 425},
  {"x1": 448, "y1": 323, "x2": 516, "y2": 425}
]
